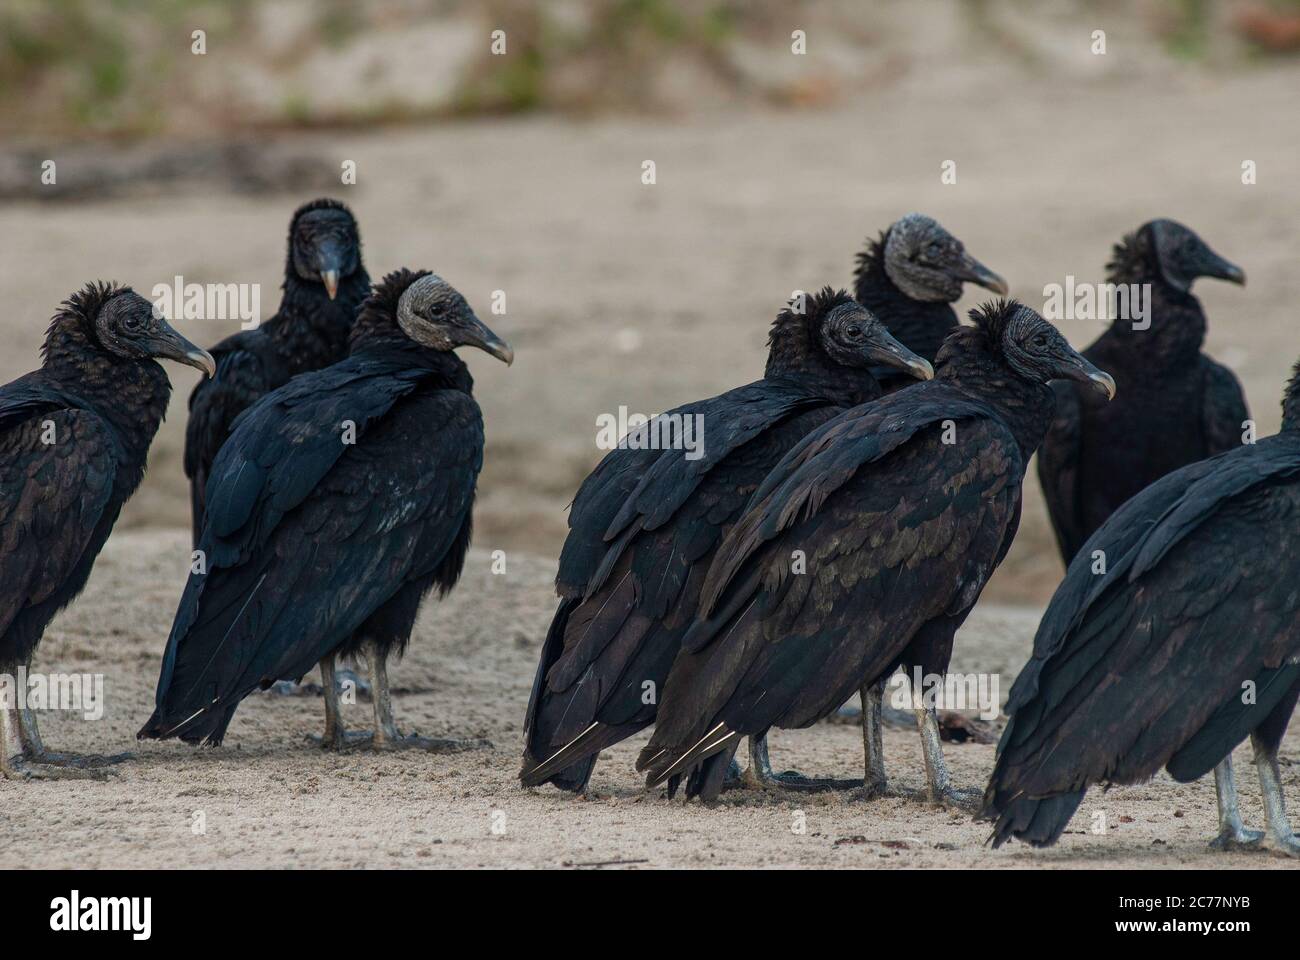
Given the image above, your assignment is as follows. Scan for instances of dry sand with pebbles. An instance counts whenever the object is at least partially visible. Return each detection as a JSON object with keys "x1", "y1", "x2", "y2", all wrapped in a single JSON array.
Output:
[
  {"x1": 1, "y1": 531, "x2": 1296, "y2": 870},
  {"x1": 3, "y1": 60, "x2": 1300, "y2": 868}
]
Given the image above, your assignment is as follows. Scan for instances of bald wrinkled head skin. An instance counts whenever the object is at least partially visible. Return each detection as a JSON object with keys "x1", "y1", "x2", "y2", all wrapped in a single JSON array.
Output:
[
  {"x1": 882, "y1": 212, "x2": 1009, "y2": 303},
  {"x1": 44, "y1": 283, "x2": 214, "y2": 379},
  {"x1": 765, "y1": 287, "x2": 933, "y2": 390},
  {"x1": 395, "y1": 274, "x2": 513, "y2": 364},
  {"x1": 985, "y1": 300, "x2": 1116, "y2": 398},
  {"x1": 93, "y1": 290, "x2": 216, "y2": 376}
]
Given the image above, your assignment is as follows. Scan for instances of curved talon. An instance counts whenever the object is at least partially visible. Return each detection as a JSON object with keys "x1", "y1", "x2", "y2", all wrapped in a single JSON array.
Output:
[{"x1": 1208, "y1": 827, "x2": 1264, "y2": 852}]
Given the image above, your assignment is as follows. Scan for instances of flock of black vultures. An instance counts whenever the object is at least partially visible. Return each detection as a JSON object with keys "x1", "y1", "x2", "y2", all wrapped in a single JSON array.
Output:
[{"x1": 1, "y1": 198, "x2": 1297, "y2": 860}]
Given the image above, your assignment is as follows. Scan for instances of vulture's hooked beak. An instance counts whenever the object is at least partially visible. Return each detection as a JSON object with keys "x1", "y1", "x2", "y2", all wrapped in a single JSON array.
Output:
[
  {"x1": 1061, "y1": 353, "x2": 1116, "y2": 400},
  {"x1": 1196, "y1": 249, "x2": 1246, "y2": 287},
  {"x1": 146, "y1": 319, "x2": 217, "y2": 378},
  {"x1": 952, "y1": 252, "x2": 1009, "y2": 296},
  {"x1": 459, "y1": 312, "x2": 514, "y2": 365},
  {"x1": 320, "y1": 269, "x2": 340, "y2": 300},
  {"x1": 314, "y1": 241, "x2": 349, "y2": 300},
  {"x1": 864, "y1": 327, "x2": 934, "y2": 382}
]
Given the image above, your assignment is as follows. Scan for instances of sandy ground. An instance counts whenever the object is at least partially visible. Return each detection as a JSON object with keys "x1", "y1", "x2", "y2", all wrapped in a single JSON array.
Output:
[
  {"x1": 1, "y1": 530, "x2": 1296, "y2": 870},
  {"x1": 4, "y1": 52, "x2": 1300, "y2": 869}
]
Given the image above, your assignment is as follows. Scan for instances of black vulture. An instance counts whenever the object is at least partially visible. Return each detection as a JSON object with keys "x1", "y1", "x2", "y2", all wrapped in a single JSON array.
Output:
[
  {"x1": 0, "y1": 283, "x2": 214, "y2": 779},
  {"x1": 849, "y1": 211, "x2": 1007, "y2": 772},
  {"x1": 853, "y1": 212, "x2": 1007, "y2": 392},
  {"x1": 982, "y1": 360, "x2": 1300, "y2": 857},
  {"x1": 520, "y1": 290, "x2": 933, "y2": 793},
  {"x1": 184, "y1": 197, "x2": 369, "y2": 544},
  {"x1": 138, "y1": 269, "x2": 511, "y2": 750},
  {"x1": 636, "y1": 301, "x2": 1116, "y2": 806},
  {"x1": 1038, "y1": 219, "x2": 1247, "y2": 563}
]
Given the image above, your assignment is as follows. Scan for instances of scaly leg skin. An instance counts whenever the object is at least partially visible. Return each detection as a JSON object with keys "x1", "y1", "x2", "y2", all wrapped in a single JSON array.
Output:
[
  {"x1": 304, "y1": 653, "x2": 372, "y2": 751},
  {"x1": 861, "y1": 680, "x2": 888, "y2": 798},
  {"x1": 1, "y1": 662, "x2": 129, "y2": 778},
  {"x1": 741, "y1": 733, "x2": 863, "y2": 792},
  {"x1": 1208, "y1": 755, "x2": 1263, "y2": 851},
  {"x1": 361, "y1": 641, "x2": 490, "y2": 753},
  {"x1": 1, "y1": 690, "x2": 25, "y2": 781},
  {"x1": 1253, "y1": 733, "x2": 1300, "y2": 858},
  {"x1": 915, "y1": 706, "x2": 980, "y2": 812}
]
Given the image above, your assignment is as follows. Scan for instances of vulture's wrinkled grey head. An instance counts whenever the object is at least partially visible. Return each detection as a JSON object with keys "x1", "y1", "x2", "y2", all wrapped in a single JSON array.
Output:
[
  {"x1": 96, "y1": 290, "x2": 216, "y2": 376},
  {"x1": 817, "y1": 299, "x2": 933, "y2": 380},
  {"x1": 883, "y1": 213, "x2": 1008, "y2": 303},
  {"x1": 1145, "y1": 219, "x2": 1245, "y2": 293},
  {"x1": 290, "y1": 205, "x2": 362, "y2": 299},
  {"x1": 989, "y1": 301, "x2": 1115, "y2": 398},
  {"x1": 396, "y1": 274, "x2": 513, "y2": 364}
]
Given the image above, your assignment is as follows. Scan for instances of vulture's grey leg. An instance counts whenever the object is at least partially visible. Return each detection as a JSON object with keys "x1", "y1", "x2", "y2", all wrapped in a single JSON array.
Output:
[
  {"x1": 9, "y1": 657, "x2": 128, "y2": 775},
  {"x1": 862, "y1": 680, "x2": 888, "y2": 798},
  {"x1": 1253, "y1": 733, "x2": 1300, "y2": 858},
  {"x1": 0, "y1": 671, "x2": 24, "y2": 780},
  {"x1": 741, "y1": 731, "x2": 862, "y2": 792},
  {"x1": 1208, "y1": 755, "x2": 1263, "y2": 850},
  {"x1": 915, "y1": 705, "x2": 979, "y2": 811},
  {"x1": 362, "y1": 640, "x2": 490, "y2": 754},
  {"x1": 304, "y1": 652, "x2": 369, "y2": 751}
]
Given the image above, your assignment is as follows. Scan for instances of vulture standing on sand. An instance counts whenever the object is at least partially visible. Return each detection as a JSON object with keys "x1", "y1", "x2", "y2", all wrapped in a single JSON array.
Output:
[
  {"x1": 982, "y1": 358, "x2": 1300, "y2": 857},
  {"x1": 637, "y1": 302, "x2": 1116, "y2": 806},
  {"x1": 853, "y1": 212, "x2": 1008, "y2": 392},
  {"x1": 139, "y1": 270, "x2": 512, "y2": 750},
  {"x1": 521, "y1": 290, "x2": 933, "y2": 793},
  {"x1": 1038, "y1": 219, "x2": 1248, "y2": 563},
  {"x1": 0, "y1": 283, "x2": 214, "y2": 779},
  {"x1": 184, "y1": 197, "x2": 369, "y2": 544},
  {"x1": 847, "y1": 211, "x2": 1008, "y2": 773}
]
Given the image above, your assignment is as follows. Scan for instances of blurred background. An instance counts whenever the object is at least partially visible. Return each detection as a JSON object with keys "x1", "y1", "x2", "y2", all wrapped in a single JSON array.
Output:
[{"x1": 2, "y1": 0, "x2": 1299, "y2": 603}]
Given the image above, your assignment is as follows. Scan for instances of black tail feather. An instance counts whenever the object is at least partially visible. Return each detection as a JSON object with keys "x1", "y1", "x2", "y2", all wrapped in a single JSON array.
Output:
[{"x1": 984, "y1": 790, "x2": 1085, "y2": 849}]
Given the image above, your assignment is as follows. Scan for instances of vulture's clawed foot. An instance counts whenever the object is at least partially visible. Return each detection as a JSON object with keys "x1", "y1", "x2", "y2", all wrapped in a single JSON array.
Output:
[
  {"x1": 1260, "y1": 832, "x2": 1300, "y2": 859},
  {"x1": 1208, "y1": 825, "x2": 1264, "y2": 852},
  {"x1": 744, "y1": 765, "x2": 863, "y2": 793},
  {"x1": 304, "y1": 729, "x2": 373, "y2": 752},
  {"x1": 928, "y1": 784, "x2": 982, "y2": 813},
  {"x1": 372, "y1": 733, "x2": 493, "y2": 753},
  {"x1": 1, "y1": 751, "x2": 128, "y2": 780},
  {"x1": 858, "y1": 774, "x2": 889, "y2": 800}
]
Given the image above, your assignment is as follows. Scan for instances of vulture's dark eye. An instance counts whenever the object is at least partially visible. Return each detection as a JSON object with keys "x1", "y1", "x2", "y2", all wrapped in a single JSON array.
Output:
[
  {"x1": 846, "y1": 324, "x2": 862, "y2": 338},
  {"x1": 122, "y1": 313, "x2": 145, "y2": 332},
  {"x1": 1032, "y1": 334, "x2": 1049, "y2": 348},
  {"x1": 926, "y1": 242, "x2": 943, "y2": 257}
]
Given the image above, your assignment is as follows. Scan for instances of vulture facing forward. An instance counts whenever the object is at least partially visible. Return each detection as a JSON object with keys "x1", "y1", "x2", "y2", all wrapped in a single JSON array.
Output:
[
  {"x1": 184, "y1": 198, "x2": 370, "y2": 543},
  {"x1": 140, "y1": 270, "x2": 511, "y2": 750},
  {"x1": 1, "y1": 283, "x2": 214, "y2": 779},
  {"x1": 637, "y1": 302, "x2": 1116, "y2": 805},
  {"x1": 1038, "y1": 219, "x2": 1247, "y2": 563},
  {"x1": 983, "y1": 359, "x2": 1300, "y2": 857},
  {"x1": 521, "y1": 289, "x2": 933, "y2": 793},
  {"x1": 853, "y1": 212, "x2": 1008, "y2": 392}
]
